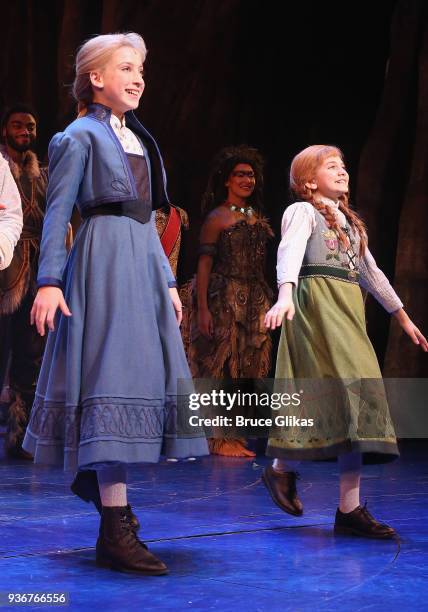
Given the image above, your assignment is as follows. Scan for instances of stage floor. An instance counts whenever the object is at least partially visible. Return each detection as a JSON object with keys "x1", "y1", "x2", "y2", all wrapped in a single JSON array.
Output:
[{"x1": 0, "y1": 443, "x2": 426, "y2": 611}]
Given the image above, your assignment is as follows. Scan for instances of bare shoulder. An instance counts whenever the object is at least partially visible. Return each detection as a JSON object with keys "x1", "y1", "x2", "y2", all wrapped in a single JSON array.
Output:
[
  {"x1": 203, "y1": 206, "x2": 232, "y2": 230},
  {"x1": 200, "y1": 207, "x2": 231, "y2": 243},
  {"x1": 206, "y1": 206, "x2": 232, "y2": 223}
]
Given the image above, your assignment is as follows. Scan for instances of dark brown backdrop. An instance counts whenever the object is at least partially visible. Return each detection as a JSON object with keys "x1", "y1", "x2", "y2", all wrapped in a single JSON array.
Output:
[{"x1": 0, "y1": 0, "x2": 426, "y2": 375}]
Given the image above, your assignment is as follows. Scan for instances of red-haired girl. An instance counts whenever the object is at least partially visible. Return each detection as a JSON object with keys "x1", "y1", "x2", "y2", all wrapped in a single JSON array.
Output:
[{"x1": 263, "y1": 144, "x2": 427, "y2": 538}]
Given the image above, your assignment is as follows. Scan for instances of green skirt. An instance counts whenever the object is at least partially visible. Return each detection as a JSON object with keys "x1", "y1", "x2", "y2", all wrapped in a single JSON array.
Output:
[{"x1": 267, "y1": 277, "x2": 398, "y2": 462}]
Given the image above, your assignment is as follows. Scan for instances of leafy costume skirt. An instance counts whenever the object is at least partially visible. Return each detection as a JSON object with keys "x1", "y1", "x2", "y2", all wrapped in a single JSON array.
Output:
[
  {"x1": 180, "y1": 219, "x2": 273, "y2": 379},
  {"x1": 266, "y1": 277, "x2": 398, "y2": 462}
]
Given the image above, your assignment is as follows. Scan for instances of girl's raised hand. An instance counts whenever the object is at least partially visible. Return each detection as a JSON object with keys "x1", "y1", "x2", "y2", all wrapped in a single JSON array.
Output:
[
  {"x1": 393, "y1": 309, "x2": 428, "y2": 352},
  {"x1": 31, "y1": 287, "x2": 72, "y2": 336}
]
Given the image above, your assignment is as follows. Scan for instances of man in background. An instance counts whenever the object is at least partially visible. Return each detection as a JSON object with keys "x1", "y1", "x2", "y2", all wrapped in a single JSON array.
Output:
[{"x1": 0, "y1": 104, "x2": 47, "y2": 459}]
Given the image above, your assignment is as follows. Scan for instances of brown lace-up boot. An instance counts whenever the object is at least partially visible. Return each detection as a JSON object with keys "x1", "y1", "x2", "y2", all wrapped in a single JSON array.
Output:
[{"x1": 96, "y1": 506, "x2": 168, "y2": 575}]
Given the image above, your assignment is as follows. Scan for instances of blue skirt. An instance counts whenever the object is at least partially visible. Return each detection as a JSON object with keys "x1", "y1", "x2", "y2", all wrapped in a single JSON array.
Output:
[{"x1": 23, "y1": 213, "x2": 208, "y2": 470}]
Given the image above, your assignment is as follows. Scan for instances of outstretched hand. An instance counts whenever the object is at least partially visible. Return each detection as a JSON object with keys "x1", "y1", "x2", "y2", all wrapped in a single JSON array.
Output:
[
  {"x1": 264, "y1": 300, "x2": 295, "y2": 329},
  {"x1": 401, "y1": 320, "x2": 428, "y2": 351},
  {"x1": 264, "y1": 282, "x2": 295, "y2": 330},
  {"x1": 31, "y1": 287, "x2": 72, "y2": 336},
  {"x1": 394, "y1": 308, "x2": 428, "y2": 352}
]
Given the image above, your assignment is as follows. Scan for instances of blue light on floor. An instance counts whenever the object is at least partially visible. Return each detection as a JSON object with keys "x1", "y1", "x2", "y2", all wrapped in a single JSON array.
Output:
[{"x1": 0, "y1": 443, "x2": 426, "y2": 611}]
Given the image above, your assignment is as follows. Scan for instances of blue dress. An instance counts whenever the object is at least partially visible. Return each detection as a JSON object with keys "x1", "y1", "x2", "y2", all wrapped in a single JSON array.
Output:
[{"x1": 23, "y1": 128, "x2": 208, "y2": 470}]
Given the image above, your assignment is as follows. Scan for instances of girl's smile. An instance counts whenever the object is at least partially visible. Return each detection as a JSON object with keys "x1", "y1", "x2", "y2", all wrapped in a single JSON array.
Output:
[
  {"x1": 306, "y1": 155, "x2": 349, "y2": 200},
  {"x1": 90, "y1": 46, "x2": 145, "y2": 117}
]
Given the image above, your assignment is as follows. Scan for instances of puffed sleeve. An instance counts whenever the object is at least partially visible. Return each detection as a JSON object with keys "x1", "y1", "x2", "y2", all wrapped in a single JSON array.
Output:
[
  {"x1": 37, "y1": 132, "x2": 87, "y2": 287},
  {"x1": 277, "y1": 202, "x2": 316, "y2": 287},
  {"x1": 150, "y1": 211, "x2": 177, "y2": 288},
  {"x1": 359, "y1": 247, "x2": 403, "y2": 313},
  {"x1": 0, "y1": 159, "x2": 22, "y2": 270}
]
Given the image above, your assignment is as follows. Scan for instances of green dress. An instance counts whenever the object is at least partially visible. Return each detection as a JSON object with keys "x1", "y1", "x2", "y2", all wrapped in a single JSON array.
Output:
[{"x1": 267, "y1": 206, "x2": 398, "y2": 462}]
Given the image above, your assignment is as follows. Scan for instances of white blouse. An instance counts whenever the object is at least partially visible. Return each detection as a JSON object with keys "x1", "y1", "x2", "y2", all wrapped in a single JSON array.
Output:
[
  {"x1": 110, "y1": 114, "x2": 145, "y2": 156},
  {"x1": 276, "y1": 200, "x2": 403, "y2": 313},
  {"x1": 0, "y1": 156, "x2": 22, "y2": 270}
]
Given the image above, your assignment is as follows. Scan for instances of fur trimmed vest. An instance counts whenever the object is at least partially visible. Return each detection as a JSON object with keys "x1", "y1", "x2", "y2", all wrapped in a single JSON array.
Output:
[{"x1": 0, "y1": 146, "x2": 47, "y2": 315}]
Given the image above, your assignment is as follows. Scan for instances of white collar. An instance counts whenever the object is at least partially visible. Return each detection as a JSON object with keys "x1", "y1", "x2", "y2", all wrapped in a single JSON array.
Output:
[{"x1": 110, "y1": 114, "x2": 126, "y2": 130}]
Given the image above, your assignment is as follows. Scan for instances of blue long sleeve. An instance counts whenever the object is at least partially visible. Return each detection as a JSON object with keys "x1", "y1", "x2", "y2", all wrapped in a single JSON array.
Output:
[{"x1": 38, "y1": 132, "x2": 87, "y2": 287}]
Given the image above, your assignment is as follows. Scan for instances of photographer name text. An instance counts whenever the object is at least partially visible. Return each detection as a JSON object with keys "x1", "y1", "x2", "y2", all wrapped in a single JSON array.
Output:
[{"x1": 188, "y1": 415, "x2": 314, "y2": 427}]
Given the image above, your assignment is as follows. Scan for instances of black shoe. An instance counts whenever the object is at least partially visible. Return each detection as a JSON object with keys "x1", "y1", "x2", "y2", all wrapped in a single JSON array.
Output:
[
  {"x1": 71, "y1": 470, "x2": 140, "y2": 532},
  {"x1": 334, "y1": 503, "x2": 397, "y2": 539},
  {"x1": 262, "y1": 465, "x2": 303, "y2": 516},
  {"x1": 96, "y1": 506, "x2": 168, "y2": 575}
]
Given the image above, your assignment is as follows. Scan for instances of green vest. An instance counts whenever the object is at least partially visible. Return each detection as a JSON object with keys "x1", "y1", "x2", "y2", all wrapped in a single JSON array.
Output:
[{"x1": 300, "y1": 208, "x2": 360, "y2": 284}]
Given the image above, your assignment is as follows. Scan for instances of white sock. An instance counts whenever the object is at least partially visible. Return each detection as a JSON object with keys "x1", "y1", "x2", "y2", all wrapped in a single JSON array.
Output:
[
  {"x1": 272, "y1": 458, "x2": 300, "y2": 473},
  {"x1": 338, "y1": 452, "x2": 362, "y2": 513},
  {"x1": 97, "y1": 464, "x2": 128, "y2": 507}
]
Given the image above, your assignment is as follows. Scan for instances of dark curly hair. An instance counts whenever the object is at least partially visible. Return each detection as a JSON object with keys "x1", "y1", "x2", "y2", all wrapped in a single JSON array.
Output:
[
  {"x1": 1, "y1": 103, "x2": 38, "y2": 135},
  {"x1": 201, "y1": 144, "x2": 265, "y2": 215}
]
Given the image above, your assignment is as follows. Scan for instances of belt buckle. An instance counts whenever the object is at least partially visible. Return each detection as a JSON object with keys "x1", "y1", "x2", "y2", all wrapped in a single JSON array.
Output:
[{"x1": 348, "y1": 269, "x2": 357, "y2": 281}]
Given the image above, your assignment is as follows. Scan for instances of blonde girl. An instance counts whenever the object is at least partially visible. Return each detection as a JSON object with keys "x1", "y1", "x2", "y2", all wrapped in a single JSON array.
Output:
[{"x1": 23, "y1": 32, "x2": 207, "y2": 575}]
